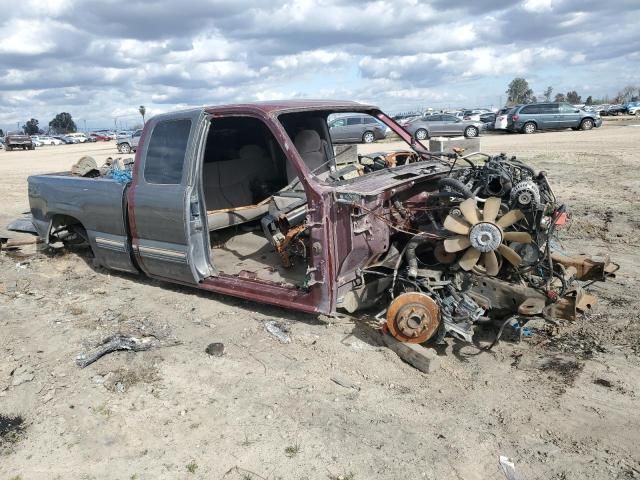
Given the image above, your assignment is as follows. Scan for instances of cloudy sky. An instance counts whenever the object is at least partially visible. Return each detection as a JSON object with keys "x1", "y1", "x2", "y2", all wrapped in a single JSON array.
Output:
[{"x1": 1, "y1": 0, "x2": 638, "y2": 131}]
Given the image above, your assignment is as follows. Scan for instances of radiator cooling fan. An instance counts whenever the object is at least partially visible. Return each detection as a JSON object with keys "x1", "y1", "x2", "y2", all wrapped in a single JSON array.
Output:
[{"x1": 443, "y1": 197, "x2": 532, "y2": 276}]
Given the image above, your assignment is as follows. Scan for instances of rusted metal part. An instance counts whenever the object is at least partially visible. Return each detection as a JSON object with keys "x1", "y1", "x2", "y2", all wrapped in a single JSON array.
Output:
[
  {"x1": 551, "y1": 287, "x2": 597, "y2": 321},
  {"x1": 551, "y1": 253, "x2": 619, "y2": 281},
  {"x1": 469, "y1": 276, "x2": 547, "y2": 316},
  {"x1": 380, "y1": 151, "x2": 419, "y2": 167},
  {"x1": 274, "y1": 223, "x2": 306, "y2": 268},
  {"x1": 386, "y1": 292, "x2": 440, "y2": 343},
  {"x1": 518, "y1": 297, "x2": 546, "y2": 316}
]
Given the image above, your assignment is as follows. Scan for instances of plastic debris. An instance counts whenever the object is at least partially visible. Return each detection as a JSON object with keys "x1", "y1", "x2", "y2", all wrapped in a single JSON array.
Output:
[
  {"x1": 110, "y1": 169, "x2": 133, "y2": 183},
  {"x1": 499, "y1": 456, "x2": 520, "y2": 480},
  {"x1": 264, "y1": 321, "x2": 291, "y2": 344}
]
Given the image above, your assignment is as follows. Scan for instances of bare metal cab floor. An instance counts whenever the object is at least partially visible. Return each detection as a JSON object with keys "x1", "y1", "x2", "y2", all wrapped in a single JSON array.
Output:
[{"x1": 210, "y1": 229, "x2": 306, "y2": 287}]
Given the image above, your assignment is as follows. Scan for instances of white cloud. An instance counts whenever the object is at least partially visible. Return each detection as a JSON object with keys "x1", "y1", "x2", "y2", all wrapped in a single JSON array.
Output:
[
  {"x1": 0, "y1": 20, "x2": 58, "y2": 55},
  {"x1": 271, "y1": 49, "x2": 351, "y2": 70},
  {"x1": 522, "y1": 0, "x2": 553, "y2": 13},
  {"x1": 0, "y1": 0, "x2": 638, "y2": 129}
]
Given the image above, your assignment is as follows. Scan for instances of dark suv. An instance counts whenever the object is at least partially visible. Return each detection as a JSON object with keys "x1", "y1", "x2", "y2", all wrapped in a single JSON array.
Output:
[{"x1": 507, "y1": 103, "x2": 601, "y2": 134}]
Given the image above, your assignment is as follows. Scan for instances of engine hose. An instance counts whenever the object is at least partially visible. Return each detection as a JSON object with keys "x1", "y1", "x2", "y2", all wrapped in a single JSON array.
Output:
[
  {"x1": 405, "y1": 234, "x2": 428, "y2": 279},
  {"x1": 437, "y1": 177, "x2": 474, "y2": 199}
]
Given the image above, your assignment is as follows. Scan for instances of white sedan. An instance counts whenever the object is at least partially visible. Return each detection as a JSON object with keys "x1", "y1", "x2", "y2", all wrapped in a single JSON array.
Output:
[{"x1": 35, "y1": 135, "x2": 63, "y2": 145}]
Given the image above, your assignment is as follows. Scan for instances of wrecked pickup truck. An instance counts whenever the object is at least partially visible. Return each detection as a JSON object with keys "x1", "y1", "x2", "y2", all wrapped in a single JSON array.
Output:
[{"x1": 26, "y1": 100, "x2": 617, "y2": 344}]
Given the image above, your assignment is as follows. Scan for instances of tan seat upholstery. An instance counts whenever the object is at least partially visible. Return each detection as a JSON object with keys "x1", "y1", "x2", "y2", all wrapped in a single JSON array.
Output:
[
  {"x1": 287, "y1": 129, "x2": 328, "y2": 182},
  {"x1": 204, "y1": 145, "x2": 275, "y2": 230}
]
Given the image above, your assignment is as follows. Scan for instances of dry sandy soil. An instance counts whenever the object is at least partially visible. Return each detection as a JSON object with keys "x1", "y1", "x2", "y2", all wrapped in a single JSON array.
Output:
[{"x1": 1, "y1": 122, "x2": 639, "y2": 480}]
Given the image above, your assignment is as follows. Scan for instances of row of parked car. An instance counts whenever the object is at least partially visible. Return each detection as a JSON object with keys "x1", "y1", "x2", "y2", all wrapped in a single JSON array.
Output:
[
  {"x1": 390, "y1": 101, "x2": 608, "y2": 138},
  {"x1": 0, "y1": 131, "x2": 121, "y2": 150},
  {"x1": 584, "y1": 102, "x2": 640, "y2": 116}
]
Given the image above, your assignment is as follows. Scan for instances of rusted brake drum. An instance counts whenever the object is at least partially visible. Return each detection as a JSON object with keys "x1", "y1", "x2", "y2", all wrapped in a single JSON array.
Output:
[{"x1": 386, "y1": 292, "x2": 440, "y2": 343}]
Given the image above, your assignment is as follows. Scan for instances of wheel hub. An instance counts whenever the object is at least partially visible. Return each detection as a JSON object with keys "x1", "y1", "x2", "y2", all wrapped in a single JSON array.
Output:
[
  {"x1": 386, "y1": 292, "x2": 440, "y2": 343},
  {"x1": 469, "y1": 222, "x2": 502, "y2": 252},
  {"x1": 396, "y1": 304, "x2": 429, "y2": 338}
]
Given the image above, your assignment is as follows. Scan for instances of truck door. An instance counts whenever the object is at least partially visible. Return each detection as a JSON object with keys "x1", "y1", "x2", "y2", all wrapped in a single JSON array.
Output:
[{"x1": 129, "y1": 110, "x2": 212, "y2": 284}]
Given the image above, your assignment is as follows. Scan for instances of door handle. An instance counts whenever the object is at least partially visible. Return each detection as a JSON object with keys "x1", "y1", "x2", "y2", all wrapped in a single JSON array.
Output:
[
  {"x1": 190, "y1": 198, "x2": 200, "y2": 218},
  {"x1": 190, "y1": 197, "x2": 202, "y2": 231}
]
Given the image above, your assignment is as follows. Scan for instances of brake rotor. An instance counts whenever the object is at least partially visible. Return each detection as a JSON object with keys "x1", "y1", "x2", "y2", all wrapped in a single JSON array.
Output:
[{"x1": 386, "y1": 292, "x2": 440, "y2": 343}]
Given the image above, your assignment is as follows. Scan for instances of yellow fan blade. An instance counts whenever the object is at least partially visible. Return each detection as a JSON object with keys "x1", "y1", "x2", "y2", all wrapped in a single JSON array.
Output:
[
  {"x1": 459, "y1": 247, "x2": 481, "y2": 271},
  {"x1": 459, "y1": 198, "x2": 481, "y2": 225},
  {"x1": 482, "y1": 251, "x2": 500, "y2": 276},
  {"x1": 496, "y1": 209, "x2": 524, "y2": 229},
  {"x1": 443, "y1": 214, "x2": 471, "y2": 235},
  {"x1": 503, "y1": 231, "x2": 533, "y2": 243},
  {"x1": 444, "y1": 235, "x2": 471, "y2": 253},
  {"x1": 483, "y1": 197, "x2": 502, "y2": 223},
  {"x1": 498, "y1": 244, "x2": 522, "y2": 266}
]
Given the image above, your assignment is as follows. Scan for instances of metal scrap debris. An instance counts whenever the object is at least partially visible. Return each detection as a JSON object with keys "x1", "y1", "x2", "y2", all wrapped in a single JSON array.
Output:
[{"x1": 75, "y1": 334, "x2": 158, "y2": 368}]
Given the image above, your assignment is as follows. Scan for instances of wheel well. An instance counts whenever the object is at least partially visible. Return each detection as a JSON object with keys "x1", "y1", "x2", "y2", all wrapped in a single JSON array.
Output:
[
  {"x1": 49, "y1": 215, "x2": 88, "y2": 244},
  {"x1": 581, "y1": 117, "x2": 595, "y2": 122}
]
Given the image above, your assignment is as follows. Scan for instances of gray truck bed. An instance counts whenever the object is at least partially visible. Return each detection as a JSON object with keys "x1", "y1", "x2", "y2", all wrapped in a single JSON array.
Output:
[{"x1": 28, "y1": 172, "x2": 133, "y2": 267}]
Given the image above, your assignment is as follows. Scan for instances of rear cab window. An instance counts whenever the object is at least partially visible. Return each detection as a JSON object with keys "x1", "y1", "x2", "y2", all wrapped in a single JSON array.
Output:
[{"x1": 143, "y1": 119, "x2": 192, "y2": 184}]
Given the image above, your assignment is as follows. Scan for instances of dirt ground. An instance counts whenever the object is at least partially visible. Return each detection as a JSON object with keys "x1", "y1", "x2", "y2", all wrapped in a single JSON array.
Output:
[{"x1": 1, "y1": 122, "x2": 640, "y2": 480}]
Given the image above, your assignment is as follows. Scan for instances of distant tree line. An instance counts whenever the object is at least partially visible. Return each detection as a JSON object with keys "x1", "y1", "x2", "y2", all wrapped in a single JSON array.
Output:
[
  {"x1": 506, "y1": 78, "x2": 639, "y2": 106},
  {"x1": 13, "y1": 112, "x2": 78, "y2": 136},
  {"x1": 12, "y1": 106, "x2": 145, "y2": 136}
]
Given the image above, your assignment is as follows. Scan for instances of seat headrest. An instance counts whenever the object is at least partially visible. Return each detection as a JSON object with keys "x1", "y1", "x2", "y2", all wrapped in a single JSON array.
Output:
[{"x1": 294, "y1": 130, "x2": 322, "y2": 154}]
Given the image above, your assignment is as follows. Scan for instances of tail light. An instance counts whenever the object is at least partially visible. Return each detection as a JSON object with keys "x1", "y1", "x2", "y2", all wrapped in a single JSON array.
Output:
[{"x1": 512, "y1": 114, "x2": 519, "y2": 121}]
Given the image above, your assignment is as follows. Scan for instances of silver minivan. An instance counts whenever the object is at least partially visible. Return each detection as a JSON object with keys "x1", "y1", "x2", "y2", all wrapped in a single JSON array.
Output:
[
  {"x1": 328, "y1": 114, "x2": 387, "y2": 143},
  {"x1": 507, "y1": 103, "x2": 602, "y2": 133}
]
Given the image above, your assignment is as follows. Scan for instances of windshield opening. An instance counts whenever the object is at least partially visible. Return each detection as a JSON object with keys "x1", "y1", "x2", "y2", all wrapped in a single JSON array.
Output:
[{"x1": 277, "y1": 109, "x2": 428, "y2": 186}]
